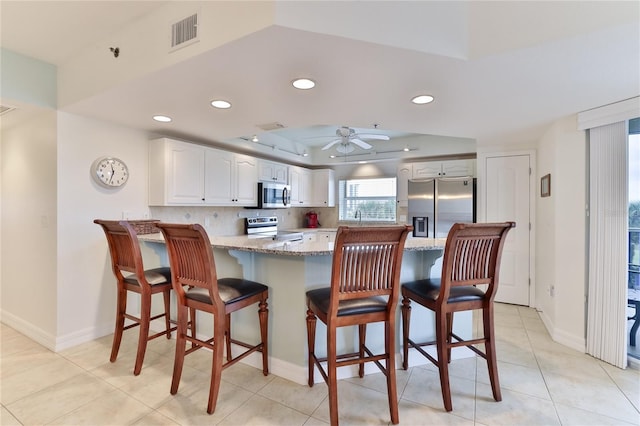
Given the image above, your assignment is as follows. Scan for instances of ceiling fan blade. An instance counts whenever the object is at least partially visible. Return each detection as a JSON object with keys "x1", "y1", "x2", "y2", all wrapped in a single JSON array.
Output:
[
  {"x1": 306, "y1": 135, "x2": 337, "y2": 140},
  {"x1": 350, "y1": 138, "x2": 373, "y2": 149},
  {"x1": 356, "y1": 133, "x2": 390, "y2": 141},
  {"x1": 321, "y1": 139, "x2": 342, "y2": 150}
]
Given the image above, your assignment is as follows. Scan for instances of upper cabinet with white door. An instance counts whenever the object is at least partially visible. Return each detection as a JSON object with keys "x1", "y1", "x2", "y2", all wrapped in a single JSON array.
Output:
[
  {"x1": 258, "y1": 159, "x2": 288, "y2": 183},
  {"x1": 205, "y1": 149, "x2": 258, "y2": 206},
  {"x1": 149, "y1": 138, "x2": 257, "y2": 206},
  {"x1": 311, "y1": 169, "x2": 335, "y2": 207},
  {"x1": 149, "y1": 138, "x2": 207, "y2": 205},
  {"x1": 289, "y1": 165, "x2": 312, "y2": 206},
  {"x1": 412, "y1": 159, "x2": 475, "y2": 179}
]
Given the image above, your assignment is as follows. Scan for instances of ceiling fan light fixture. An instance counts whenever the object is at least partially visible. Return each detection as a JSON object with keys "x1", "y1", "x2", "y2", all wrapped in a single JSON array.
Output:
[
  {"x1": 292, "y1": 78, "x2": 315, "y2": 90},
  {"x1": 336, "y1": 144, "x2": 355, "y2": 154},
  {"x1": 211, "y1": 99, "x2": 232, "y2": 109},
  {"x1": 152, "y1": 115, "x2": 172, "y2": 122},
  {"x1": 411, "y1": 94, "x2": 434, "y2": 105}
]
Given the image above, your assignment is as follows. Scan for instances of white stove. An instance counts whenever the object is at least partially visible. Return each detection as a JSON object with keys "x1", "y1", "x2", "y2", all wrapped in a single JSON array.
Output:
[{"x1": 245, "y1": 217, "x2": 303, "y2": 242}]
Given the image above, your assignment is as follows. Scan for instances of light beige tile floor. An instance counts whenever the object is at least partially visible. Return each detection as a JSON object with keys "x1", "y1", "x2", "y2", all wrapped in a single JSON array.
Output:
[{"x1": 1, "y1": 304, "x2": 639, "y2": 425}]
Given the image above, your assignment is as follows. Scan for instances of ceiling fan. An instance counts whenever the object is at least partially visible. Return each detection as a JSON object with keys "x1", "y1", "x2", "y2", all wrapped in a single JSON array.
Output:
[{"x1": 321, "y1": 126, "x2": 390, "y2": 153}]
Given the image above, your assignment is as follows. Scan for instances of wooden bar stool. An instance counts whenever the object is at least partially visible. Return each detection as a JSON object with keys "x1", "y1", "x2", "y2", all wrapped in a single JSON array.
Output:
[
  {"x1": 94, "y1": 219, "x2": 176, "y2": 375},
  {"x1": 306, "y1": 225, "x2": 412, "y2": 425},
  {"x1": 156, "y1": 223, "x2": 269, "y2": 414},
  {"x1": 401, "y1": 222, "x2": 515, "y2": 411}
]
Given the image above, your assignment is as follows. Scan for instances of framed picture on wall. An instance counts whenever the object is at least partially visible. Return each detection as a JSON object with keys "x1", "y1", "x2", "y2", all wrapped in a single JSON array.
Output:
[{"x1": 541, "y1": 174, "x2": 551, "y2": 197}]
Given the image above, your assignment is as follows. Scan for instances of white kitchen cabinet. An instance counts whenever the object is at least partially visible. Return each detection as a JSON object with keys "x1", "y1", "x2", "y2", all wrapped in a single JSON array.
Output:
[
  {"x1": 258, "y1": 159, "x2": 288, "y2": 183},
  {"x1": 289, "y1": 165, "x2": 312, "y2": 206},
  {"x1": 149, "y1": 138, "x2": 257, "y2": 206},
  {"x1": 396, "y1": 163, "x2": 413, "y2": 207},
  {"x1": 311, "y1": 169, "x2": 335, "y2": 207},
  {"x1": 149, "y1": 138, "x2": 207, "y2": 205},
  {"x1": 206, "y1": 149, "x2": 257, "y2": 206},
  {"x1": 412, "y1": 159, "x2": 475, "y2": 179}
]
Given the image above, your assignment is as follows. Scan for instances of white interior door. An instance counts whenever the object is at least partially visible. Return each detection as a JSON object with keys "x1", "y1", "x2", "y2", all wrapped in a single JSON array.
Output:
[{"x1": 485, "y1": 155, "x2": 531, "y2": 305}]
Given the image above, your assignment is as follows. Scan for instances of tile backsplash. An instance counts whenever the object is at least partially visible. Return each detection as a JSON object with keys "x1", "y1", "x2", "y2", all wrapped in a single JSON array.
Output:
[{"x1": 149, "y1": 206, "x2": 338, "y2": 236}]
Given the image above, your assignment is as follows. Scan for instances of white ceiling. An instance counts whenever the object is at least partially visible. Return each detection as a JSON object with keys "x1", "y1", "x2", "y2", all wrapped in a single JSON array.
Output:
[{"x1": 1, "y1": 1, "x2": 639, "y2": 166}]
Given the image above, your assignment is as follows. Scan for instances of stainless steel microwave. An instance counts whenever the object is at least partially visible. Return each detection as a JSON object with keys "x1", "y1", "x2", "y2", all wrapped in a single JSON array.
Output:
[{"x1": 256, "y1": 182, "x2": 291, "y2": 208}]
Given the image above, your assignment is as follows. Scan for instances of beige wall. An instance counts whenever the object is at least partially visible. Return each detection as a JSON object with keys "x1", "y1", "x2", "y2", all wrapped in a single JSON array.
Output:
[
  {"x1": 54, "y1": 113, "x2": 154, "y2": 349},
  {"x1": 1, "y1": 109, "x2": 58, "y2": 343},
  {"x1": 536, "y1": 115, "x2": 587, "y2": 351}
]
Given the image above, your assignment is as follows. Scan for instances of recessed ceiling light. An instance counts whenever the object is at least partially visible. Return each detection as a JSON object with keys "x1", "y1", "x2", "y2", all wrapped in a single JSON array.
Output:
[
  {"x1": 251, "y1": 135, "x2": 259, "y2": 142},
  {"x1": 211, "y1": 100, "x2": 231, "y2": 109},
  {"x1": 330, "y1": 155, "x2": 336, "y2": 158},
  {"x1": 411, "y1": 95, "x2": 435, "y2": 105},
  {"x1": 403, "y1": 147, "x2": 410, "y2": 152},
  {"x1": 358, "y1": 161, "x2": 367, "y2": 164},
  {"x1": 153, "y1": 115, "x2": 172, "y2": 122},
  {"x1": 292, "y1": 78, "x2": 315, "y2": 90}
]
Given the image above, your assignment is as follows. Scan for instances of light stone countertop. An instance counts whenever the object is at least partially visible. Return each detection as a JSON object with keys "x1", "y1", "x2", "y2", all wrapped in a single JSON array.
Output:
[{"x1": 139, "y1": 230, "x2": 445, "y2": 256}]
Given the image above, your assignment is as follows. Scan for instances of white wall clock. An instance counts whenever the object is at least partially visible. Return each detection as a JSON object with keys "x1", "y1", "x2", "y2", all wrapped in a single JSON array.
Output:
[{"x1": 91, "y1": 157, "x2": 129, "y2": 188}]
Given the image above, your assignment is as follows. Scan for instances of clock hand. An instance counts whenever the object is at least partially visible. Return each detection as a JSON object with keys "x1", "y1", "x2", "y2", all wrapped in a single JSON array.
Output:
[{"x1": 109, "y1": 164, "x2": 114, "y2": 183}]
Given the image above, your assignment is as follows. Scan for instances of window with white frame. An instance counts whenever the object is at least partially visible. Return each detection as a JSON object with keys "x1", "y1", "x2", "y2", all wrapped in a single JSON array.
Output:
[{"x1": 338, "y1": 177, "x2": 397, "y2": 222}]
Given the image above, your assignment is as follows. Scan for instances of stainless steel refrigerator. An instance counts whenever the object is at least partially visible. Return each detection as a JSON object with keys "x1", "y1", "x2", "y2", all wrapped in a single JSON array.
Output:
[{"x1": 408, "y1": 177, "x2": 476, "y2": 238}]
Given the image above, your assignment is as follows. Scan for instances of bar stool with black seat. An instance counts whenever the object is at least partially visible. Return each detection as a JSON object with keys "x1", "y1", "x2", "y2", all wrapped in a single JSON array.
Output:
[
  {"x1": 306, "y1": 225, "x2": 412, "y2": 425},
  {"x1": 94, "y1": 219, "x2": 176, "y2": 376},
  {"x1": 401, "y1": 222, "x2": 515, "y2": 412},
  {"x1": 156, "y1": 222, "x2": 269, "y2": 415}
]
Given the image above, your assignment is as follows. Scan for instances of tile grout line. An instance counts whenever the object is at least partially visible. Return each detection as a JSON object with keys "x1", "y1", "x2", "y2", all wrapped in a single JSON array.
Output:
[{"x1": 520, "y1": 309, "x2": 563, "y2": 425}]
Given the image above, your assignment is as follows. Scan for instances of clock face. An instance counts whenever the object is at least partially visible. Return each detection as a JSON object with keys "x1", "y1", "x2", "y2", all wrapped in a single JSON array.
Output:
[{"x1": 92, "y1": 157, "x2": 129, "y2": 188}]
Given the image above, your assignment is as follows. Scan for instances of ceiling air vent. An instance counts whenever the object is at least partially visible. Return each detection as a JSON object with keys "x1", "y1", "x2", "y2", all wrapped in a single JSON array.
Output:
[
  {"x1": 257, "y1": 122, "x2": 286, "y2": 131},
  {"x1": 170, "y1": 13, "x2": 199, "y2": 51}
]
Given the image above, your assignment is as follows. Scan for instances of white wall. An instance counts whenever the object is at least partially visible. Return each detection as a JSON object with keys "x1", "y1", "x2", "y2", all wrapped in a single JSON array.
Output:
[
  {"x1": 536, "y1": 123, "x2": 557, "y2": 325},
  {"x1": 55, "y1": 113, "x2": 152, "y2": 349},
  {"x1": 536, "y1": 115, "x2": 587, "y2": 351},
  {"x1": 1, "y1": 109, "x2": 58, "y2": 345}
]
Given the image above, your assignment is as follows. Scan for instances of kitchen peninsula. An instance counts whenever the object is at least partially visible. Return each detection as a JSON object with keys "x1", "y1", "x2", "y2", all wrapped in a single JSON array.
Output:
[{"x1": 140, "y1": 230, "x2": 472, "y2": 385}]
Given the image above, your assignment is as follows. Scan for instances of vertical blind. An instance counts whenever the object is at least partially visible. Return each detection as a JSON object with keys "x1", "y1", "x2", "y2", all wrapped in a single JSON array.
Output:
[{"x1": 586, "y1": 121, "x2": 629, "y2": 368}]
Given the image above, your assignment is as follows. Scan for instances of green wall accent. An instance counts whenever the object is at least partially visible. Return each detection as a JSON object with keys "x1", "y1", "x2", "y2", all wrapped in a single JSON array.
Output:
[{"x1": 1, "y1": 48, "x2": 56, "y2": 108}]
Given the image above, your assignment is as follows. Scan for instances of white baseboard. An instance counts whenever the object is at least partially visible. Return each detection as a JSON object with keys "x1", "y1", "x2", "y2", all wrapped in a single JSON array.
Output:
[
  {"x1": 54, "y1": 322, "x2": 114, "y2": 351},
  {"x1": 537, "y1": 309, "x2": 586, "y2": 353},
  {"x1": 552, "y1": 327, "x2": 586, "y2": 353},
  {"x1": 1, "y1": 310, "x2": 57, "y2": 350},
  {"x1": 1, "y1": 309, "x2": 114, "y2": 352},
  {"x1": 538, "y1": 311, "x2": 587, "y2": 353}
]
